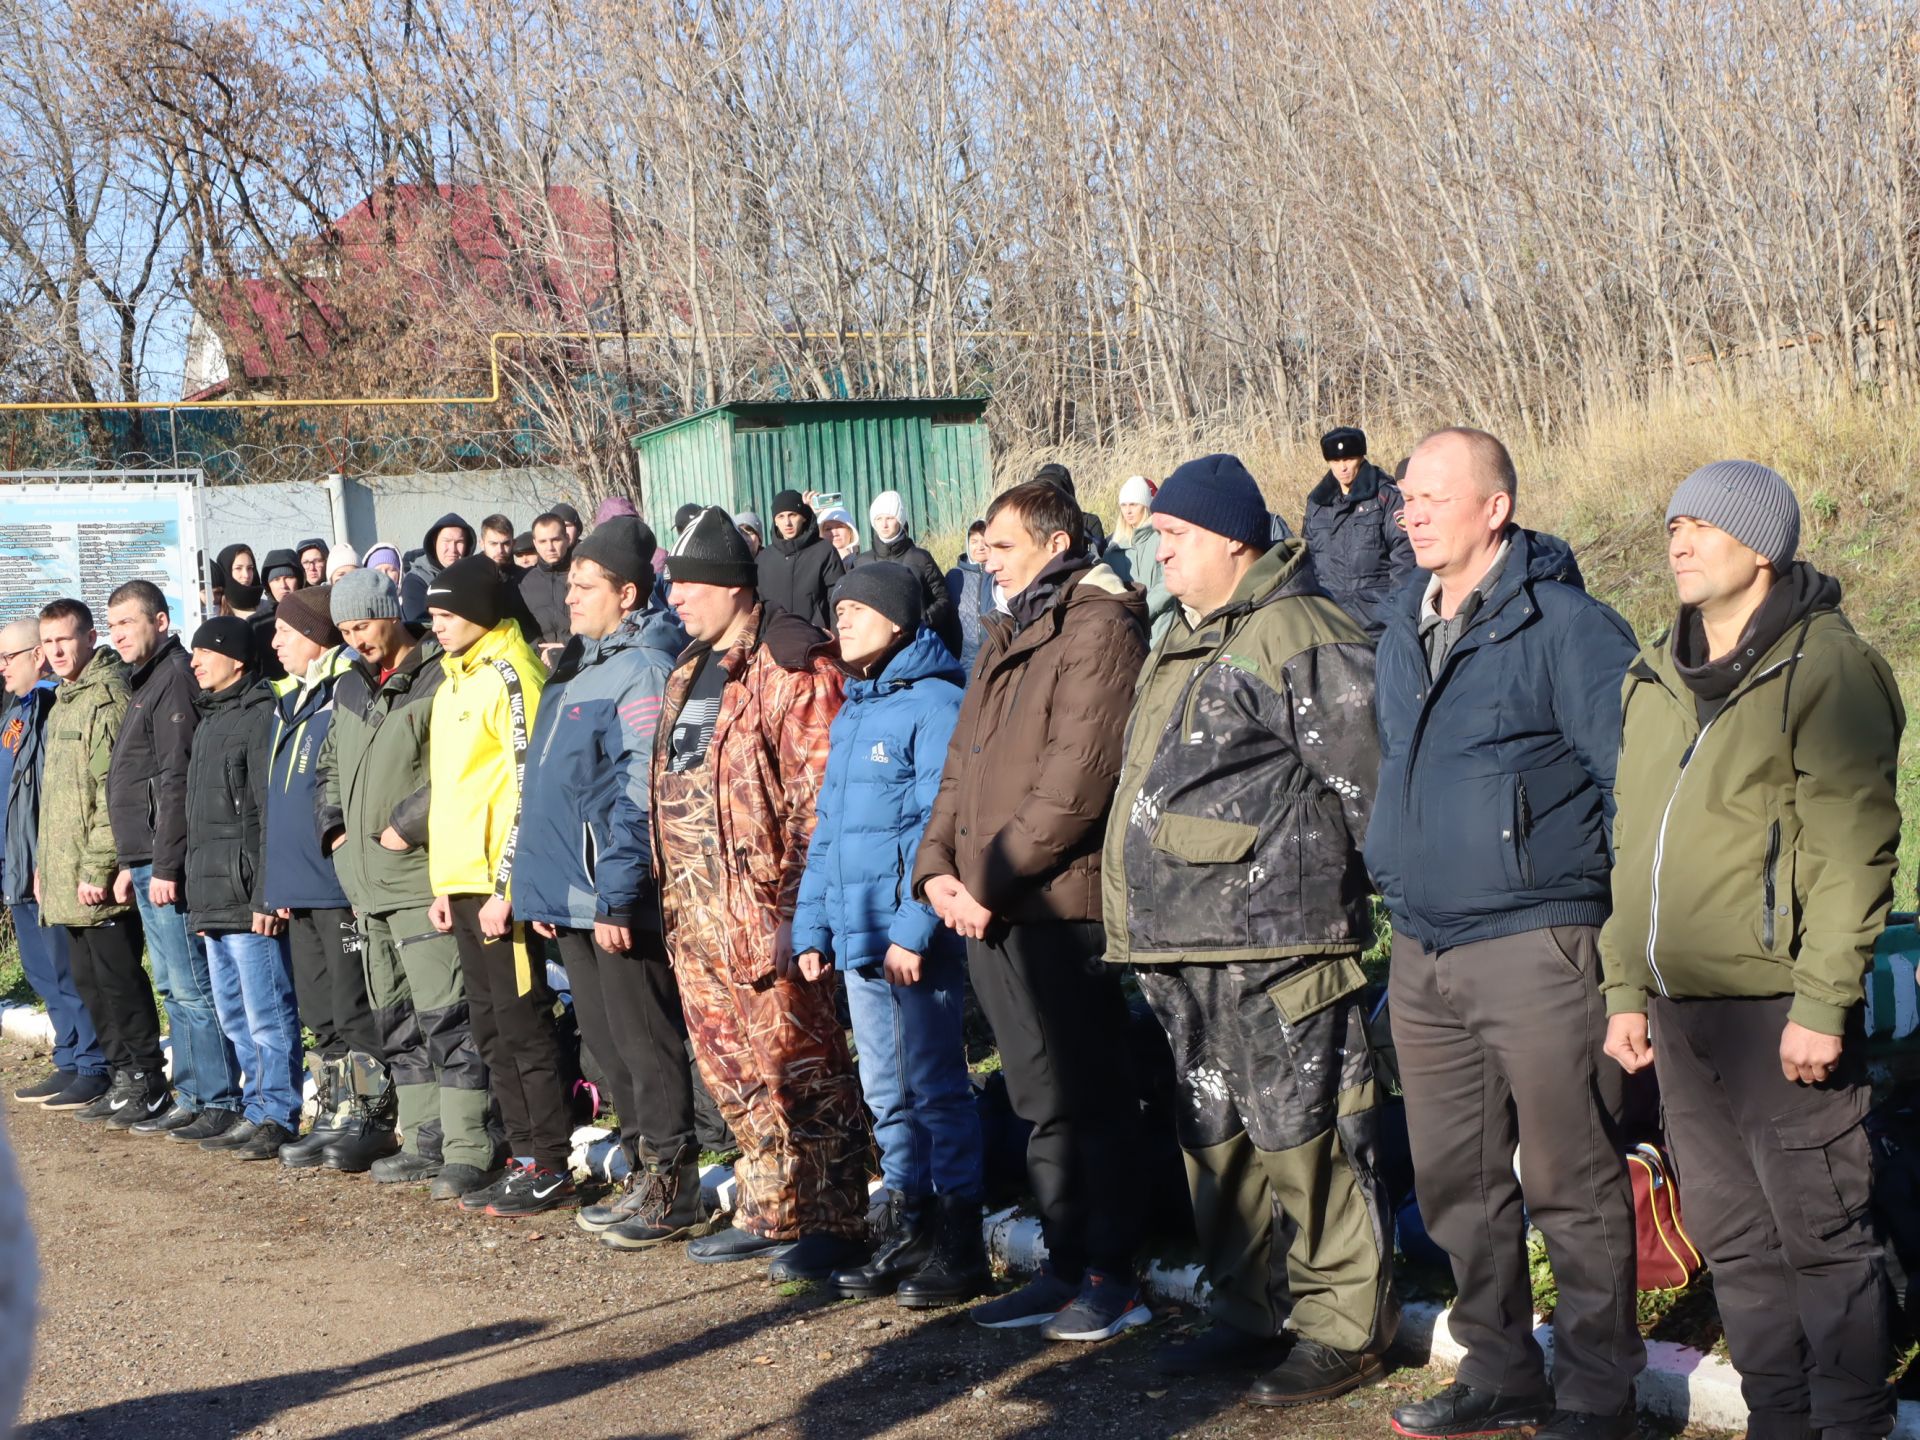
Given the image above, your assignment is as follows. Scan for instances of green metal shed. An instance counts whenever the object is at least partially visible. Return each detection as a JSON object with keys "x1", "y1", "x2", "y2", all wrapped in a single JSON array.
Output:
[{"x1": 629, "y1": 397, "x2": 991, "y2": 550}]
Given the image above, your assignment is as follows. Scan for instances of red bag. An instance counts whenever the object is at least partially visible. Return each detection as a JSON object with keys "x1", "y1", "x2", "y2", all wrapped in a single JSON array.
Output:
[{"x1": 1625, "y1": 1142, "x2": 1703, "y2": 1291}]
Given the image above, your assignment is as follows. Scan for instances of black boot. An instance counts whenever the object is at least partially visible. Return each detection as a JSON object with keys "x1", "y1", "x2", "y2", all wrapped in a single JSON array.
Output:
[
  {"x1": 320, "y1": 1052, "x2": 401, "y2": 1173},
  {"x1": 895, "y1": 1194, "x2": 990, "y2": 1309},
  {"x1": 279, "y1": 1056, "x2": 351, "y2": 1169},
  {"x1": 832, "y1": 1191, "x2": 933, "y2": 1299}
]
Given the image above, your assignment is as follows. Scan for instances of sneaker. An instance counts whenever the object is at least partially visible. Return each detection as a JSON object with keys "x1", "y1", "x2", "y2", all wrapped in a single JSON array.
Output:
[
  {"x1": 769, "y1": 1232, "x2": 869, "y2": 1284},
  {"x1": 201, "y1": 1119, "x2": 260, "y2": 1152},
  {"x1": 1534, "y1": 1411, "x2": 1640, "y2": 1440},
  {"x1": 1247, "y1": 1336, "x2": 1384, "y2": 1407},
  {"x1": 73, "y1": 1071, "x2": 137, "y2": 1123},
  {"x1": 429, "y1": 1163, "x2": 497, "y2": 1201},
  {"x1": 103, "y1": 1077, "x2": 172, "y2": 1130},
  {"x1": 485, "y1": 1166, "x2": 578, "y2": 1217},
  {"x1": 1391, "y1": 1382, "x2": 1556, "y2": 1439},
  {"x1": 14, "y1": 1068, "x2": 75, "y2": 1103},
  {"x1": 169, "y1": 1107, "x2": 242, "y2": 1142},
  {"x1": 130, "y1": 1102, "x2": 201, "y2": 1136},
  {"x1": 687, "y1": 1223, "x2": 794, "y2": 1265},
  {"x1": 372, "y1": 1150, "x2": 444, "y2": 1185},
  {"x1": 231, "y1": 1121, "x2": 298, "y2": 1161},
  {"x1": 458, "y1": 1161, "x2": 528, "y2": 1213},
  {"x1": 577, "y1": 1172, "x2": 649, "y2": 1234},
  {"x1": 42, "y1": 1072, "x2": 112, "y2": 1111},
  {"x1": 969, "y1": 1267, "x2": 1081, "y2": 1330},
  {"x1": 1038, "y1": 1269, "x2": 1151, "y2": 1342},
  {"x1": 1150, "y1": 1324, "x2": 1289, "y2": 1379}
]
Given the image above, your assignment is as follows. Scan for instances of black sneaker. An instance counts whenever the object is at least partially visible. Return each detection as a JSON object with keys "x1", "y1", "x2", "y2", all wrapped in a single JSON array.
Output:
[
  {"x1": 458, "y1": 1161, "x2": 528, "y2": 1213},
  {"x1": 969, "y1": 1266, "x2": 1080, "y2": 1329},
  {"x1": 1391, "y1": 1382, "x2": 1556, "y2": 1439},
  {"x1": 769, "y1": 1232, "x2": 869, "y2": 1284},
  {"x1": 169, "y1": 1107, "x2": 242, "y2": 1142},
  {"x1": 1037, "y1": 1269, "x2": 1151, "y2": 1342},
  {"x1": 687, "y1": 1223, "x2": 794, "y2": 1265},
  {"x1": 232, "y1": 1121, "x2": 298, "y2": 1161},
  {"x1": 372, "y1": 1150, "x2": 443, "y2": 1185},
  {"x1": 429, "y1": 1163, "x2": 497, "y2": 1201},
  {"x1": 1247, "y1": 1337, "x2": 1384, "y2": 1407},
  {"x1": 201, "y1": 1119, "x2": 260, "y2": 1152},
  {"x1": 73, "y1": 1071, "x2": 136, "y2": 1123},
  {"x1": 1150, "y1": 1324, "x2": 1289, "y2": 1379},
  {"x1": 42, "y1": 1072, "x2": 112, "y2": 1111},
  {"x1": 485, "y1": 1166, "x2": 577, "y2": 1217},
  {"x1": 1535, "y1": 1411, "x2": 1640, "y2": 1440},
  {"x1": 130, "y1": 1102, "x2": 201, "y2": 1136},
  {"x1": 104, "y1": 1077, "x2": 174, "y2": 1130},
  {"x1": 14, "y1": 1068, "x2": 75, "y2": 1103}
]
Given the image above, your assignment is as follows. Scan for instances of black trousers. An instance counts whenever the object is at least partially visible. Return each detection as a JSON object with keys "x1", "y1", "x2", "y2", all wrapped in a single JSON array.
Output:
[
  {"x1": 449, "y1": 896, "x2": 572, "y2": 1172},
  {"x1": 64, "y1": 914, "x2": 163, "y2": 1077},
  {"x1": 966, "y1": 920, "x2": 1143, "y2": 1280},
  {"x1": 556, "y1": 926, "x2": 708, "y2": 1166},
  {"x1": 286, "y1": 907, "x2": 381, "y2": 1060},
  {"x1": 1653, "y1": 994, "x2": 1893, "y2": 1440},
  {"x1": 1390, "y1": 926, "x2": 1644, "y2": 1414}
]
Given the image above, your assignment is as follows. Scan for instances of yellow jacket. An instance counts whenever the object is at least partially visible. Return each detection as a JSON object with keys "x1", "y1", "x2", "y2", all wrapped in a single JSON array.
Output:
[{"x1": 428, "y1": 621, "x2": 546, "y2": 898}]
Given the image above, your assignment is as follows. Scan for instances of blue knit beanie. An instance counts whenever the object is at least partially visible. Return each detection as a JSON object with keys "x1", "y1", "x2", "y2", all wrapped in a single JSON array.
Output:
[{"x1": 1154, "y1": 454, "x2": 1272, "y2": 550}]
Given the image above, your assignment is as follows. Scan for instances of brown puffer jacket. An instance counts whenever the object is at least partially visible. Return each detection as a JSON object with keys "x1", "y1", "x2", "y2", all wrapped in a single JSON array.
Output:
[{"x1": 913, "y1": 561, "x2": 1147, "y2": 925}]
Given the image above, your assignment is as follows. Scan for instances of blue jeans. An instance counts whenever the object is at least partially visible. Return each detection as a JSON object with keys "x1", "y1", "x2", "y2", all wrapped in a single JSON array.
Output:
[
  {"x1": 204, "y1": 929, "x2": 302, "y2": 1128},
  {"x1": 132, "y1": 864, "x2": 240, "y2": 1110},
  {"x1": 843, "y1": 945, "x2": 983, "y2": 1198},
  {"x1": 9, "y1": 900, "x2": 105, "y2": 1076}
]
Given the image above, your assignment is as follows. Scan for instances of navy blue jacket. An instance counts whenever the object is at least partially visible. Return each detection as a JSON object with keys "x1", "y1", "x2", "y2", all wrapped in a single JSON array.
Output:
[
  {"x1": 515, "y1": 601, "x2": 688, "y2": 931},
  {"x1": 793, "y1": 629, "x2": 964, "y2": 968},
  {"x1": 1365, "y1": 528, "x2": 1638, "y2": 952},
  {"x1": 1302, "y1": 462, "x2": 1416, "y2": 638},
  {"x1": 1, "y1": 683, "x2": 56, "y2": 908},
  {"x1": 263, "y1": 652, "x2": 354, "y2": 912}
]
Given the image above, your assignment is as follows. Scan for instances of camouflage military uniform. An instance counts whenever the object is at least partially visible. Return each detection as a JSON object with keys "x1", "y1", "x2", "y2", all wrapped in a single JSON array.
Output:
[{"x1": 653, "y1": 604, "x2": 867, "y2": 1241}]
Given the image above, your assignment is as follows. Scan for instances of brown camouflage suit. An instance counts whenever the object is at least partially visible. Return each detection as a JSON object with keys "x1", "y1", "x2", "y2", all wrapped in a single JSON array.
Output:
[{"x1": 653, "y1": 604, "x2": 868, "y2": 1240}]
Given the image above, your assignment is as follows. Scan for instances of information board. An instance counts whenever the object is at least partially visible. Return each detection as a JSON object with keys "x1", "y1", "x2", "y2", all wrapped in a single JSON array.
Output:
[{"x1": 0, "y1": 474, "x2": 206, "y2": 634}]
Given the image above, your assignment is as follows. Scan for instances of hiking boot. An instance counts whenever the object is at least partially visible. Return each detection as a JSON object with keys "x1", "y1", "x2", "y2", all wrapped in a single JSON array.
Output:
[
  {"x1": 459, "y1": 1161, "x2": 529, "y2": 1213},
  {"x1": 201, "y1": 1118, "x2": 260, "y2": 1152},
  {"x1": 372, "y1": 1150, "x2": 443, "y2": 1185},
  {"x1": 769, "y1": 1232, "x2": 869, "y2": 1284},
  {"x1": 72, "y1": 1070, "x2": 137, "y2": 1123},
  {"x1": 969, "y1": 1265, "x2": 1080, "y2": 1330},
  {"x1": 232, "y1": 1121, "x2": 298, "y2": 1161},
  {"x1": 599, "y1": 1151, "x2": 712, "y2": 1250},
  {"x1": 429, "y1": 1163, "x2": 497, "y2": 1201},
  {"x1": 1390, "y1": 1381, "x2": 1556, "y2": 1439},
  {"x1": 170, "y1": 1107, "x2": 242, "y2": 1142},
  {"x1": 1534, "y1": 1411, "x2": 1640, "y2": 1440},
  {"x1": 42, "y1": 1072, "x2": 112, "y2": 1111},
  {"x1": 577, "y1": 1170, "x2": 649, "y2": 1235},
  {"x1": 320, "y1": 1052, "x2": 400, "y2": 1173},
  {"x1": 894, "y1": 1194, "x2": 990, "y2": 1309},
  {"x1": 278, "y1": 1056, "x2": 350, "y2": 1169},
  {"x1": 130, "y1": 1101, "x2": 201, "y2": 1137},
  {"x1": 1038, "y1": 1269, "x2": 1151, "y2": 1342},
  {"x1": 485, "y1": 1165, "x2": 578, "y2": 1217},
  {"x1": 14, "y1": 1068, "x2": 74, "y2": 1103},
  {"x1": 1149, "y1": 1323, "x2": 1287, "y2": 1379},
  {"x1": 1247, "y1": 1336, "x2": 1384, "y2": 1406},
  {"x1": 687, "y1": 1223, "x2": 794, "y2": 1265},
  {"x1": 831, "y1": 1191, "x2": 930, "y2": 1299}
]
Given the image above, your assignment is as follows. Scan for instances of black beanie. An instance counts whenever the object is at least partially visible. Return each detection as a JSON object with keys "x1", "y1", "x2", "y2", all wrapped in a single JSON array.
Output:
[
  {"x1": 1321, "y1": 426, "x2": 1367, "y2": 462},
  {"x1": 574, "y1": 517, "x2": 658, "y2": 589},
  {"x1": 831, "y1": 560, "x2": 923, "y2": 634},
  {"x1": 423, "y1": 554, "x2": 505, "y2": 628},
  {"x1": 666, "y1": 506, "x2": 759, "y2": 588},
  {"x1": 1034, "y1": 462, "x2": 1075, "y2": 496},
  {"x1": 672, "y1": 502, "x2": 702, "y2": 534},
  {"x1": 261, "y1": 548, "x2": 301, "y2": 585},
  {"x1": 190, "y1": 616, "x2": 256, "y2": 666},
  {"x1": 551, "y1": 502, "x2": 583, "y2": 533},
  {"x1": 770, "y1": 489, "x2": 810, "y2": 520}
]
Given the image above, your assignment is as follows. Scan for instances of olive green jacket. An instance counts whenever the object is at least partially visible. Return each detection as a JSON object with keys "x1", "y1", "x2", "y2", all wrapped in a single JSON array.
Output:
[
  {"x1": 37, "y1": 647, "x2": 132, "y2": 928},
  {"x1": 1598, "y1": 608, "x2": 1905, "y2": 1036}
]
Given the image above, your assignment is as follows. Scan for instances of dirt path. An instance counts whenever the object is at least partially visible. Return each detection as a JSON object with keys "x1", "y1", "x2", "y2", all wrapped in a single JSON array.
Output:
[{"x1": 2, "y1": 1037, "x2": 1439, "y2": 1440}]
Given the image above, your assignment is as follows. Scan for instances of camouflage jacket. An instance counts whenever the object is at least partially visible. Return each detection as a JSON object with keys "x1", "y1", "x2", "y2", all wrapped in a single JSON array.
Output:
[
  {"x1": 39, "y1": 647, "x2": 132, "y2": 928},
  {"x1": 652, "y1": 604, "x2": 844, "y2": 987},
  {"x1": 1102, "y1": 539, "x2": 1381, "y2": 966}
]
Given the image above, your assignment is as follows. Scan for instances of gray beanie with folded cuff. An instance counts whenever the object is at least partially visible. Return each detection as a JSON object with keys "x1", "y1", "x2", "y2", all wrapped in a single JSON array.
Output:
[
  {"x1": 1665, "y1": 460, "x2": 1800, "y2": 569},
  {"x1": 330, "y1": 567, "x2": 403, "y2": 624}
]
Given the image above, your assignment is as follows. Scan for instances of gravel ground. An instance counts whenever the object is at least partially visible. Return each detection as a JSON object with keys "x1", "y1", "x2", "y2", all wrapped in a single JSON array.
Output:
[{"x1": 0, "y1": 1037, "x2": 1698, "y2": 1440}]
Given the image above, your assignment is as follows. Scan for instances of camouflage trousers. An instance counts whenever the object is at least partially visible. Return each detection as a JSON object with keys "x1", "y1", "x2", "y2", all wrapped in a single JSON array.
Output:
[{"x1": 670, "y1": 943, "x2": 870, "y2": 1242}]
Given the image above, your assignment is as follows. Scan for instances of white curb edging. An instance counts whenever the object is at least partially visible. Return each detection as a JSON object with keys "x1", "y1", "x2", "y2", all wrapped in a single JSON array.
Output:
[{"x1": 0, "y1": 1003, "x2": 53, "y2": 1049}]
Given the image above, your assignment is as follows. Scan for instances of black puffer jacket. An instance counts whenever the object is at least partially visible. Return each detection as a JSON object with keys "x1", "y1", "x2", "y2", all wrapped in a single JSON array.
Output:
[
  {"x1": 106, "y1": 636, "x2": 197, "y2": 882},
  {"x1": 184, "y1": 676, "x2": 276, "y2": 933},
  {"x1": 516, "y1": 555, "x2": 573, "y2": 651},
  {"x1": 757, "y1": 514, "x2": 845, "y2": 630},
  {"x1": 861, "y1": 531, "x2": 960, "y2": 657}
]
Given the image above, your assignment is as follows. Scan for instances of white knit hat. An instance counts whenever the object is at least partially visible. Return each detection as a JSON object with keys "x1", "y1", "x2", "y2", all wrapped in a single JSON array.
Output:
[
  {"x1": 325, "y1": 545, "x2": 360, "y2": 577},
  {"x1": 1118, "y1": 475, "x2": 1154, "y2": 508},
  {"x1": 868, "y1": 490, "x2": 906, "y2": 525}
]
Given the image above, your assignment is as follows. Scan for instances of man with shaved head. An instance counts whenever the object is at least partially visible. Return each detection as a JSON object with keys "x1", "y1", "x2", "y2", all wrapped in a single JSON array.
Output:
[{"x1": 1365, "y1": 429, "x2": 1645, "y2": 1440}]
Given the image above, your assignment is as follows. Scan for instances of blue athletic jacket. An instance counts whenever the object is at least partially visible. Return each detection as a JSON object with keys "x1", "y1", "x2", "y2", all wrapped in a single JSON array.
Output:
[
  {"x1": 792, "y1": 629, "x2": 964, "y2": 969},
  {"x1": 514, "y1": 602, "x2": 688, "y2": 931}
]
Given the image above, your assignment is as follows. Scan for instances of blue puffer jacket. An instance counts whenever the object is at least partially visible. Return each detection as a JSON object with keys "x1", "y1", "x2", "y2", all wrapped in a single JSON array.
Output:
[
  {"x1": 263, "y1": 650, "x2": 355, "y2": 912},
  {"x1": 792, "y1": 629, "x2": 964, "y2": 968},
  {"x1": 1365, "y1": 527, "x2": 1638, "y2": 952},
  {"x1": 514, "y1": 601, "x2": 688, "y2": 931}
]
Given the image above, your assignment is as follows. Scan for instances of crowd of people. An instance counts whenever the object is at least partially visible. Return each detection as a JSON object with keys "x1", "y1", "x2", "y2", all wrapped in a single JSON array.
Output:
[{"x1": 0, "y1": 428, "x2": 1903, "y2": 1439}]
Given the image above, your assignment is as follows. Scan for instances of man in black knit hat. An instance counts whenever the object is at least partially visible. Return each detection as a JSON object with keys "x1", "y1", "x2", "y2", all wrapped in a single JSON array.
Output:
[{"x1": 755, "y1": 489, "x2": 844, "y2": 629}]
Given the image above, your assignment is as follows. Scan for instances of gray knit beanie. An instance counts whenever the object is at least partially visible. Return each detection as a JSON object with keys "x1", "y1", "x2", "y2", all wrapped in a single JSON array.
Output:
[
  {"x1": 330, "y1": 566, "x2": 402, "y2": 624},
  {"x1": 1665, "y1": 460, "x2": 1800, "y2": 569}
]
